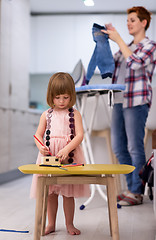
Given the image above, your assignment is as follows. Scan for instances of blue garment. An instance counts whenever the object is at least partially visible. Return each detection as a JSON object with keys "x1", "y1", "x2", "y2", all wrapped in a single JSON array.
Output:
[
  {"x1": 111, "y1": 103, "x2": 149, "y2": 194},
  {"x1": 86, "y1": 23, "x2": 115, "y2": 84}
]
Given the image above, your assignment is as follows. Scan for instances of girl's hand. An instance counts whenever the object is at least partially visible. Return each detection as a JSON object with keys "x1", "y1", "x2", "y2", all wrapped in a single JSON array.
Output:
[
  {"x1": 56, "y1": 147, "x2": 69, "y2": 163},
  {"x1": 39, "y1": 145, "x2": 51, "y2": 156}
]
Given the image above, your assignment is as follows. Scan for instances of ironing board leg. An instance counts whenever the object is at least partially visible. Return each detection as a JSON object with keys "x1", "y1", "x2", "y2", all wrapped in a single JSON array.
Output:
[
  {"x1": 106, "y1": 176, "x2": 119, "y2": 240},
  {"x1": 76, "y1": 95, "x2": 107, "y2": 209},
  {"x1": 41, "y1": 184, "x2": 49, "y2": 236},
  {"x1": 33, "y1": 174, "x2": 120, "y2": 240},
  {"x1": 34, "y1": 177, "x2": 45, "y2": 240},
  {"x1": 96, "y1": 184, "x2": 107, "y2": 201},
  {"x1": 80, "y1": 184, "x2": 95, "y2": 210}
]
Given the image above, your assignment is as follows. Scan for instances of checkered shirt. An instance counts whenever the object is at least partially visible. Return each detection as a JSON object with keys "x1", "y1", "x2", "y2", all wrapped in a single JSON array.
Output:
[{"x1": 112, "y1": 37, "x2": 156, "y2": 108}]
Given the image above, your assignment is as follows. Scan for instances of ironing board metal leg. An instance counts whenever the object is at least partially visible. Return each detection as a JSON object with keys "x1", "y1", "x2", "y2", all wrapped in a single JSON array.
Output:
[
  {"x1": 80, "y1": 184, "x2": 96, "y2": 208},
  {"x1": 96, "y1": 184, "x2": 107, "y2": 201},
  {"x1": 76, "y1": 94, "x2": 107, "y2": 209},
  {"x1": 88, "y1": 93, "x2": 99, "y2": 135}
]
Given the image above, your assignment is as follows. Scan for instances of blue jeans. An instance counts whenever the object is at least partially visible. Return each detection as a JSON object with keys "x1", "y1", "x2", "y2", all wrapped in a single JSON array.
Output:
[
  {"x1": 86, "y1": 23, "x2": 115, "y2": 84},
  {"x1": 111, "y1": 104, "x2": 149, "y2": 194}
]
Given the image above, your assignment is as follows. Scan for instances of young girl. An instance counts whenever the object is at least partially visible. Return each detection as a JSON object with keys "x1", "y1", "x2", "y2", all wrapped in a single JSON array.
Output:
[{"x1": 30, "y1": 72, "x2": 90, "y2": 235}]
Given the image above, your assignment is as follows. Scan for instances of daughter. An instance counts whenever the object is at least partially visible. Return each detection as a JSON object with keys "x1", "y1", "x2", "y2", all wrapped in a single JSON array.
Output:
[{"x1": 30, "y1": 72, "x2": 90, "y2": 235}]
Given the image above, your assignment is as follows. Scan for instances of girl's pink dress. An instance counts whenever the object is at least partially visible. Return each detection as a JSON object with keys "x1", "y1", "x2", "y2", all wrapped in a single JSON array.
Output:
[{"x1": 30, "y1": 108, "x2": 90, "y2": 198}]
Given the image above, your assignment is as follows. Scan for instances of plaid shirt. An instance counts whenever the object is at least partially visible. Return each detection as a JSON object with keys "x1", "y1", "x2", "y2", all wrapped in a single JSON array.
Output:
[{"x1": 112, "y1": 37, "x2": 156, "y2": 108}]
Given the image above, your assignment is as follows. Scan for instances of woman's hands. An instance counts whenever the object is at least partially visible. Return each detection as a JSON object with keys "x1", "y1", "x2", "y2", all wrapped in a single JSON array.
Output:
[
  {"x1": 102, "y1": 23, "x2": 133, "y2": 59},
  {"x1": 101, "y1": 24, "x2": 122, "y2": 44}
]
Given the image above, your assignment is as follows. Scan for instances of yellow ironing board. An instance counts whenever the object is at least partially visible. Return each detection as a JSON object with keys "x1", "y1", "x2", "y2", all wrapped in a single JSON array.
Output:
[
  {"x1": 18, "y1": 163, "x2": 134, "y2": 240},
  {"x1": 19, "y1": 163, "x2": 134, "y2": 175}
]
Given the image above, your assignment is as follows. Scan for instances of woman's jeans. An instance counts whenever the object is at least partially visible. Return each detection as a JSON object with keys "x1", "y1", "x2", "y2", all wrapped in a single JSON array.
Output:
[{"x1": 111, "y1": 103, "x2": 149, "y2": 194}]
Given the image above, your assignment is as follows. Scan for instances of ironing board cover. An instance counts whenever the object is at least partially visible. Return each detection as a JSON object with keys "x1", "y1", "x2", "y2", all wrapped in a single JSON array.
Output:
[{"x1": 75, "y1": 84, "x2": 125, "y2": 93}]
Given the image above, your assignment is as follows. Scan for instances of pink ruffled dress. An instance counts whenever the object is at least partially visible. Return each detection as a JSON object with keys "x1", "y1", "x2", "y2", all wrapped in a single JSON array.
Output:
[{"x1": 30, "y1": 107, "x2": 90, "y2": 198}]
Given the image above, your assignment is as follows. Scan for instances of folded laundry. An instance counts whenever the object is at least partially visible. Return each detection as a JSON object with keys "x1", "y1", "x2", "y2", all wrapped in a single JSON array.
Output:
[{"x1": 86, "y1": 23, "x2": 115, "y2": 84}]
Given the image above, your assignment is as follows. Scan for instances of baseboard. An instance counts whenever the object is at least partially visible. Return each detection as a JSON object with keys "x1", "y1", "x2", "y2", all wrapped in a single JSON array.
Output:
[{"x1": 0, "y1": 169, "x2": 25, "y2": 185}]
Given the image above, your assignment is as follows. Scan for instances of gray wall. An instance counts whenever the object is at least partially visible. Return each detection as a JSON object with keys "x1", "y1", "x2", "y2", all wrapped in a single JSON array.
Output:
[{"x1": 0, "y1": 0, "x2": 38, "y2": 182}]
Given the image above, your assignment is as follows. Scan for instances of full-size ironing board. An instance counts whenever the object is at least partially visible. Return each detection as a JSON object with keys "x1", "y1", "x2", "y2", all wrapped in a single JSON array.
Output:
[{"x1": 75, "y1": 84, "x2": 126, "y2": 209}]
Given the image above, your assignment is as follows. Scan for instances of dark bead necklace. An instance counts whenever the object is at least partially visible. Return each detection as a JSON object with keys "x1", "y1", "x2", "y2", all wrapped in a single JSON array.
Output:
[{"x1": 45, "y1": 108, "x2": 75, "y2": 163}]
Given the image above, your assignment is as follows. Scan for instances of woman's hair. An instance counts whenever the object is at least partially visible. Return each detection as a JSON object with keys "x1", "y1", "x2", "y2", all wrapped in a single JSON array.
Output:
[
  {"x1": 47, "y1": 72, "x2": 76, "y2": 108},
  {"x1": 127, "y1": 6, "x2": 152, "y2": 31}
]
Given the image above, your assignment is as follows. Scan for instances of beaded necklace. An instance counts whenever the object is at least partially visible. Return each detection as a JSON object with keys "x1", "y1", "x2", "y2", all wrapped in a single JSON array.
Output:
[{"x1": 45, "y1": 107, "x2": 75, "y2": 163}]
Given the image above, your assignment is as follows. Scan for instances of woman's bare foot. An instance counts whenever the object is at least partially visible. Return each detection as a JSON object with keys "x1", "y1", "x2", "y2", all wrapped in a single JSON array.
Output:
[
  {"x1": 67, "y1": 224, "x2": 81, "y2": 235},
  {"x1": 44, "y1": 224, "x2": 55, "y2": 235}
]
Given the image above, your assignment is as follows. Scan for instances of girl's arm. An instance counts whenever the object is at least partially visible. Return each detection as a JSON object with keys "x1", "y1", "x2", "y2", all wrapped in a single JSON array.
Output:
[
  {"x1": 56, "y1": 109, "x2": 84, "y2": 161},
  {"x1": 34, "y1": 112, "x2": 50, "y2": 156}
]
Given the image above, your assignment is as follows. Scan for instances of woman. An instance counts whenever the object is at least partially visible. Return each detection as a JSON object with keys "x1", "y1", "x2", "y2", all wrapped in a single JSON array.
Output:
[{"x1": 102, "y1": 6, "x2": 156, "y2": 206}]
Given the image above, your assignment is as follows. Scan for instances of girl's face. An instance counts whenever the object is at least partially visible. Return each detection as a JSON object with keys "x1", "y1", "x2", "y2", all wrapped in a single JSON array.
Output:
[
  {"x1": 53, "y1": 94, "x2": 71, "y2": 110},
  {"x1": 127, "y1": 12, "x2": 145, "y2": 36}
]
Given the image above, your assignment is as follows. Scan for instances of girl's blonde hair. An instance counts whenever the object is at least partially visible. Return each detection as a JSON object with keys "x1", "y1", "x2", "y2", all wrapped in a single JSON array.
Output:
[{"x1": 47, "y1": 72, "x2": 76, "y2": 108}]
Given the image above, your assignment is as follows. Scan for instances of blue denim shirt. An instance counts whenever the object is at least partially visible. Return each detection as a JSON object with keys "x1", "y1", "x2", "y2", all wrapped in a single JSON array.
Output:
[{"x1": 86, "y1": 23, "x2": 115, "y2": 84}]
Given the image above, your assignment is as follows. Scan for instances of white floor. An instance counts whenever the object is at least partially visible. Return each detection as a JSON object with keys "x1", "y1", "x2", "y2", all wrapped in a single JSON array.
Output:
[{"x1": 0, "y1": 175, "x2": 156, "y2": 240}]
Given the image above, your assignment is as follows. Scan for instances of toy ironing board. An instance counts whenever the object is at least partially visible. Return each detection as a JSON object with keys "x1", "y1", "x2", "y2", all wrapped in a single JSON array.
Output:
[
  {"x1": 18, "y1": 163, "x2": 134, "y2": 240},
  {"x1": 75, "y1": 84, "x2": 125, "y2": 209}
]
